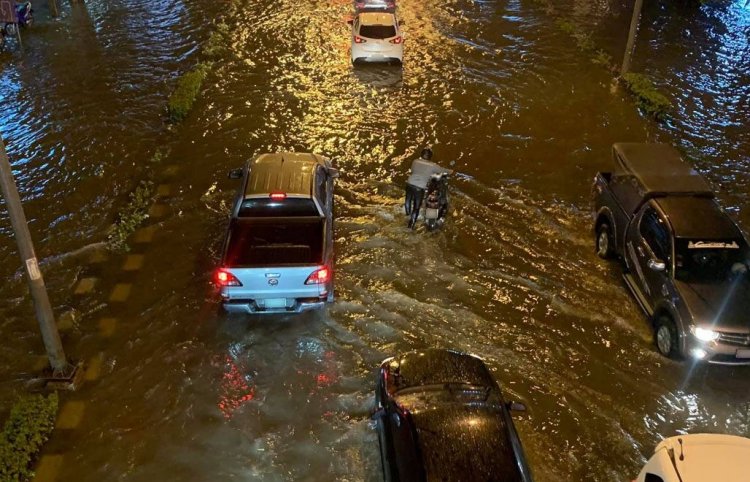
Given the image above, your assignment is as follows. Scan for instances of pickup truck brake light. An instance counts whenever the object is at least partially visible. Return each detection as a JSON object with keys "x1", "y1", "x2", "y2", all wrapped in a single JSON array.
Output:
[
  {"x1": 215, "y1": 269, "x2": 242, "y2": 287},
  {"x1": 305, "y1": 267, "x2": 330, "y2": 285},
  {"x1": 270, "y1": 192, "x2": 287, "y2": 201}
]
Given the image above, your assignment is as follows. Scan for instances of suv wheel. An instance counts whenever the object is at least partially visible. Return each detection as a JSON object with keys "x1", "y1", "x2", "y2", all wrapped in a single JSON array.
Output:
[
  {"x1": 596, "y1": 223, "x2": 614, "y2": 259},
  {"x1": 655, "y1": 316, "x2": 681, "y2": 359}
]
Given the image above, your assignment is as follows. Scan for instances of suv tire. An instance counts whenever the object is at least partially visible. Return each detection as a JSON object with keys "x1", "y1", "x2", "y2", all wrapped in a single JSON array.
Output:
[
  {"x1": 596, "y1": 222, "x2": 615, "y2": 259},
  {"x1": 655, "y1": 316, "x2": 681, "y2": 359}
]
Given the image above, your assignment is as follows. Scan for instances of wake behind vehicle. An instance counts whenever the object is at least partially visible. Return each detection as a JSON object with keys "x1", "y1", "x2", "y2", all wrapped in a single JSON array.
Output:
[
  {"x1": 350, "y1": 11, "x2": 403, "y2": 65},
  {"x1": 635, "y1": 434, "x2": 750, "y2": 482},
  {"x1": 593, "y1": 143, "x2": 750, "y2": 364},
  {"x1": 373, "y1": 349, "x2": 533, "y2": 482},
  {"x1": 216, "y1": 152, "x2": 339, "y2": 314}
]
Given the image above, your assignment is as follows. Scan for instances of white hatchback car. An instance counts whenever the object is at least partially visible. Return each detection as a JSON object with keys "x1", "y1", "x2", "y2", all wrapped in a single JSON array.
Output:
[
  {"x1": 635, "y1": 434, "x2": 750, "y2": 482},
  {"x1": 350, "y1": 12, "x2": 403, "y2": 65}
]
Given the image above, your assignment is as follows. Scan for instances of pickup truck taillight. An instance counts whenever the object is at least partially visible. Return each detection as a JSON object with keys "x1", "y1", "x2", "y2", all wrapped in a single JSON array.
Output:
[
  {"x1": 215, "y1": 269, "x2": 242, "y2": 287},
  {"x1": 305, "y1": 267, "x2": 330, "y2": 285}
]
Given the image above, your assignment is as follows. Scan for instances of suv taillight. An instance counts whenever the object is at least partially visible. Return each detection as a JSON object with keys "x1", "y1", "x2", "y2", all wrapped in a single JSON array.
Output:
[
  {"x1": 215, "y1": 269, "x2": 242, "y2": 287},
  {"x1": 354, "y1": 35, "x2": 366, "y2": 44},
  {"x1": 305, "y1": 267, "x2": 330, "y2": 285},
  {"x1": 389, "y1": 36, "x2": 402, "y2": 44}
]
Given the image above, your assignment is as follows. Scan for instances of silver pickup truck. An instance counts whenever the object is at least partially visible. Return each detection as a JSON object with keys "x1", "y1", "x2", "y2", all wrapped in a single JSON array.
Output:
[{"x1": 216, "y1": 152, "x2": 338, "y2": 314}]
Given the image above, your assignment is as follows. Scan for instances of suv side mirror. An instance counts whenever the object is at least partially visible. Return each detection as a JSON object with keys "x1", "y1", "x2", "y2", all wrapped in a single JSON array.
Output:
[
  {"x1": 648, "y1": 259, "x2": 666, "y2": 272},
  {"x1": 346, "y1": 18, "x2": 354, "y2": 26},
  {"x1": 228, "y1": 168, "x2": 243, "y2": 179},
  {"x1": 328, "y1": 168, "x2": 340, "y2": 179},
  {"x1": 507, "y1": 401, "x2": 526, "y2": 412}
]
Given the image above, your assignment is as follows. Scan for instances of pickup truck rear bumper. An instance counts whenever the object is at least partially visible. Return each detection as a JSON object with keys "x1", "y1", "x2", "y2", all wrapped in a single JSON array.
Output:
[{"x1": 222, "y1": 297, "x2": 328, "y2": 314}]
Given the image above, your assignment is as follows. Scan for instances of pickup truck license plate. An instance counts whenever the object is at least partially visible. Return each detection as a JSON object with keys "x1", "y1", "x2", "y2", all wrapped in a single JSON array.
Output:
[
  {"x1": 736, "y1": 349, "x2": 750, "y2": 359},
  {"x1": 264, "y1": 298, "x2": 287, "y2": 309}
]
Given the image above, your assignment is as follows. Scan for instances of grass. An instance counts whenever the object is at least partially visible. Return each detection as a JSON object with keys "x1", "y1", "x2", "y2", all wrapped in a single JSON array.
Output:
[
  {"x1": 0, "y1": 393, "x2": 59, "y2": 482},
  {"x1": 622, "y1": 72, "x2": 671, "y2": 120},
  {"x1": 167, "y1": 62, "x2": 211, "y2": 123},
  {"x1": 203, "y1": 22, "x2": 230, "y2": 58},
  {"x1": 107, "y1": 180, "x2": 155, "y2": 253},
  {"x1": 556, "y1": 19, "x2": 612, "y2": 67}
]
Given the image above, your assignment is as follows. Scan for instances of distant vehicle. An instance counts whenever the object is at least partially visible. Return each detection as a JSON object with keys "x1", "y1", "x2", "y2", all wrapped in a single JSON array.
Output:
[
  {"x1": 635, "y1": 434, "x2": 750, "y2": 482},
  {"x1": 350, "y1": 11, "x2": 403, "y2": 65},
  {"x1": 216, "y1": 152, "x2": 339, "y2": 314},
  {"x1": 354, "y1": 0, "x2": 396, "y2": 12},
  {"x1": 373, "y1": 349, "x2": 533, "y2": 482},
  {"x1": 593, "y1": 143, "x2": 750, "y2": 364}
]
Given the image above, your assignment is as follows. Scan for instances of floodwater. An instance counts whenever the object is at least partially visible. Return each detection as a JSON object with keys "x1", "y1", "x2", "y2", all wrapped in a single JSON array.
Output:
[{"x1": 0, "y1": 0, "x2": 749, "y2": 480}]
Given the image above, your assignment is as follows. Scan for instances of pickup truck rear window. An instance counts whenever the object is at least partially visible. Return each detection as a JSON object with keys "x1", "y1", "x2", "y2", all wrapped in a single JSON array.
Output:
[
  {"x1": 239, "y1": 198, "x2": 319, "y2": 217},
  {"x1": 225, "y1": 218, "x2": 324, "y2": 267}
]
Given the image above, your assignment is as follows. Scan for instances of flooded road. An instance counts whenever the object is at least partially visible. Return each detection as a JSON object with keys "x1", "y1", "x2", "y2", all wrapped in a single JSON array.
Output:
[{"x1": 1, "y1": 0, "x2": 750, "y2": 480}]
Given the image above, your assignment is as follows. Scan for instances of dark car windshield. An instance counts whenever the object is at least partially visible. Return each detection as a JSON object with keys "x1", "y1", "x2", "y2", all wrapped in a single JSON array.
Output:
[
  {"x1": 359, "y1": 25, "x2": 396, "y2": 39},
  {"x1": 675, "y1": 238, "x2": 749, "y2": 282}
]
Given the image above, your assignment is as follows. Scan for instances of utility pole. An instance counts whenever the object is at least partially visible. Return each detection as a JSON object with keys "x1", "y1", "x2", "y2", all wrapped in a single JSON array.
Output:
[
  {"x1": 0, "y1": 136, "x2": 69, "y2": 375},
  {"x1": 620, "y1": 0, "x2": 644, "y2": 76}
]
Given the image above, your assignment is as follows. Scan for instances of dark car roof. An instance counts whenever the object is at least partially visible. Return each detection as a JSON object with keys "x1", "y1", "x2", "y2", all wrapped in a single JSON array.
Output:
[
  {"x1": 612, "y1": 143, "x2": 714, "y2": 198},
  {"x1": 408, "y1": 404, "x2": 524, "y2": 482},
  {"x1": 656, "y1": 197, "x2": 744, "y2": 240},
  {"x1": 384, "y1": 349, "x2": 497, "y2": 392},
  {"x1": 245, "y1": 152, "x2": 326, "y2": 197}
]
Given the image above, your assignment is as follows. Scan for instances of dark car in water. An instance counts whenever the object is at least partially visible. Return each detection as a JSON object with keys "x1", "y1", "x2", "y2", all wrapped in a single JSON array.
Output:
[
  {"x1": 593, "y1": 143, "x2": 750, "y2": 364},
  {"x1": 373, "y1": 349, "x2": 533, "y2": 482}
]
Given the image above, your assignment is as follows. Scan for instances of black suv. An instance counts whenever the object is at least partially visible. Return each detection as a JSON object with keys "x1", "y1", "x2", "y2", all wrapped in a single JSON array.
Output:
[{"x1": 593, "y1": 143, "x2": 750, "y2": 364}]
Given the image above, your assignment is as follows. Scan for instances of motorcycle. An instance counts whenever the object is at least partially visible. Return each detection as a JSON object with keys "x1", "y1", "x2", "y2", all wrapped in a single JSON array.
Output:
[{"x1": 420, "y1": 172, "x2": 449, "y2": 231}]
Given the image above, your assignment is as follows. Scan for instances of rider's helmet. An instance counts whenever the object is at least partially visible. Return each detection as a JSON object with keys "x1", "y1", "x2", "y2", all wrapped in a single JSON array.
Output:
[{"x1": 420, "y1": 148, "x2": 433, "y2": 160}]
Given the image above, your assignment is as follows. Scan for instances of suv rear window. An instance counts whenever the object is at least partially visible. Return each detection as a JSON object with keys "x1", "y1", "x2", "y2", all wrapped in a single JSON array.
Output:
[
  {"x1": 359, "y1": 25, "x2": 396, "y2": 39},
  {"x1": 239, "y1": 198, "x2": 319, "y2": 217}
]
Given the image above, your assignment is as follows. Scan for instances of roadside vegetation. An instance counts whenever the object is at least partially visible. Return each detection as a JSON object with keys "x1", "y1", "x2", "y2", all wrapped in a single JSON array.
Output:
[
  {"x1": 532, "y1": 0, "x2": 671, "y2": 121},
  {"x1": 167, "y1": 63, "x2": 211, "y2": 123},
  {"x1": 0, "y1": 393, "x2": 59, "y2": 482},
  {"x1": 621, "y1": 72, "x2": 671, "y2": 120},
  {"x1": 107, "y1": 179, "x2": 155, "y2": 253}
]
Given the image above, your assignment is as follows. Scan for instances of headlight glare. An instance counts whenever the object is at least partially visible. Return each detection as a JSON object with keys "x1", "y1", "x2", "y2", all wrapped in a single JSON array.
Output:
[{"x1": 693, "y1": 327, "x2": 720, "y2": 342}]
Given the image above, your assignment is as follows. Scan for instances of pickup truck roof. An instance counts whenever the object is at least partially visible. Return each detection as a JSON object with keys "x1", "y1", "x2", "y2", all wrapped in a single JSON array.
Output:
[
  {"x1": 610, "y1": 143, "x2": 715, "y2": 214},
  {"x1": 656, "y1": 196, "x2": 743, "y2": 240},
  {"x1": 244, "y1": 153, "x2": 327, "y2": 197},
  {"x1": 613, "y1": 143, "x2": 714, "y2": 195}
]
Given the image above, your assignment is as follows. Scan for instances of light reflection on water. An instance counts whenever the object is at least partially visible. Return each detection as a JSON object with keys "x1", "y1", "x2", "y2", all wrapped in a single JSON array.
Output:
[{"x1": 0, "y1": 0, "x2": 748, "y2": 480}]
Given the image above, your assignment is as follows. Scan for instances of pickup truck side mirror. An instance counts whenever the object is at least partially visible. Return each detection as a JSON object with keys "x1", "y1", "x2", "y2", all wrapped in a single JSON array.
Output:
[
  {"x1": 328, "y1": 168, "x2": 340, "y2": 179},
  {"x1": 647, "y1": 259, "x2": 666, "y2": 272},
  {"x1": 346, "y1": 18, "x2": 354, "y2": 26},
  {"x1": 228, "y1": 168, "x2": 243, "y2": 179},
  {"x1": 506, "y1": 401, "x2": 526, "y2": 412}
]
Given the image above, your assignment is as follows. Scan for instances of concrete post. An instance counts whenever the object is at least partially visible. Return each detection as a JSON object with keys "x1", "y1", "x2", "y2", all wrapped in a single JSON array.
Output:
[
  {"x1": 0, "y1": 136, "x2": 68, "y2": 374},
  {"x1": 620, "y1": 0, "x2": 644, "y2": 76}
]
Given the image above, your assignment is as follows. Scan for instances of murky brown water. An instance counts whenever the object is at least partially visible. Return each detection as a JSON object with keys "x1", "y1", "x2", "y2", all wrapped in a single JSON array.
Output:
[{"x1": 1, "y1": 0, "x2": 750, "y2": 480}]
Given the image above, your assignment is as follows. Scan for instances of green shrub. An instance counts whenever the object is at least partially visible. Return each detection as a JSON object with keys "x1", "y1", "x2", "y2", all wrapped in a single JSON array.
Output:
[
  {"x1": 203, "y1": 22, "x2": 230, "y2": 58},
  {"x1": 107, "y1": 180, "x2": 155, "y2": 253},
  {"x1": 622, "y1": 72, "x2": 671, "y2": 120},
  {"x1": 555, "y1": 19, "x2": 612, "y2": 67},
  {"x1": 167, "y1": 63, "x2": 210, "y2": 123},
  {"x1": 0, "y1": 393, "x2": 59, "y2": 482}
]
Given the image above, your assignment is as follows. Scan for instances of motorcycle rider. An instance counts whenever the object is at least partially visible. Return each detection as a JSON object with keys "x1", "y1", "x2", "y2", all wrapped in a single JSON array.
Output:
[{"x1": 405, "y1": 147, "x2": 453, "y2": 229}]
